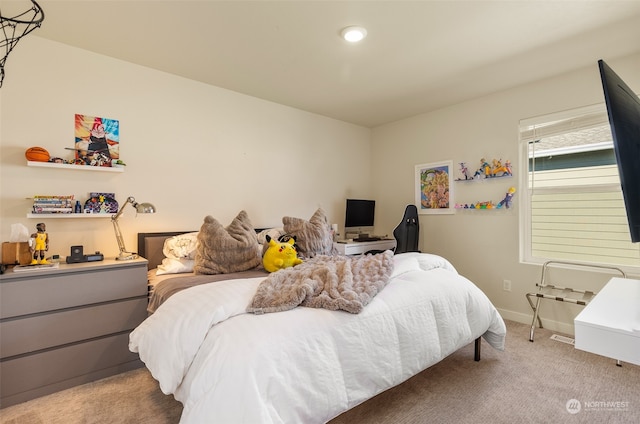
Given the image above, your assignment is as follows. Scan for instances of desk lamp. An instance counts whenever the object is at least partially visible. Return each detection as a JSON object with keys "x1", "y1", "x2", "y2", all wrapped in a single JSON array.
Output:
[{"x1": 112, "y1": 196, "x2": 156, "y2": 260}]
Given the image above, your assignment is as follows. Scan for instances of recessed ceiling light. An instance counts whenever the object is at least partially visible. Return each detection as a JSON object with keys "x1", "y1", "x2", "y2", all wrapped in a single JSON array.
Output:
[{"x1": 341, "y1": 26, "x2": 367, "y2": 43}]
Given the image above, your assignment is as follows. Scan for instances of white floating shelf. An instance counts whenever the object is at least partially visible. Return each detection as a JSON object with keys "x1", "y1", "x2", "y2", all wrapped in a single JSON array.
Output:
[
  {"x1": 27, "y1": 213, "x2": 112, "y2": 219},
  {"x1": 454, "y1": 175, "x2": 512, "y2": 182},
  {"x1": 27, "y1": 161, "x2": 124, "y2": 172}
]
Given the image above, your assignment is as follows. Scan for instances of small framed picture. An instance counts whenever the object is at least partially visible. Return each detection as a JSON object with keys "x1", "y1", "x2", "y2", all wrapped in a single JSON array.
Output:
[
  {"x1": 84, "y1": 192, "x2": 119, "y2": 214},
  {"x1": 415, "y1": 161, "x2": 454, "y2": 214}
]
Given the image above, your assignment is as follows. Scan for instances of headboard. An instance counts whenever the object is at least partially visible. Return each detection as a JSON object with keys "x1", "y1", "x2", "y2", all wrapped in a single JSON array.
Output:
[{"x1": 137, "y1": 231, "x2": 195, "y2": 270}]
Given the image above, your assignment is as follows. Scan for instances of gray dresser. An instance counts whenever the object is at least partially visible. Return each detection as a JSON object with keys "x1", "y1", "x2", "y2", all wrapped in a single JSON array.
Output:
[{"x1": 0, "y1": 258, "x2": 148, "y2": 408}]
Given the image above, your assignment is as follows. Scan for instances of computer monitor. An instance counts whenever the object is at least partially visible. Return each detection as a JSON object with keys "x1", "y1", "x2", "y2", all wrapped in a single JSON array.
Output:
[{"x1": 344, "y1": 199, "x2": 375, "y2": 236}]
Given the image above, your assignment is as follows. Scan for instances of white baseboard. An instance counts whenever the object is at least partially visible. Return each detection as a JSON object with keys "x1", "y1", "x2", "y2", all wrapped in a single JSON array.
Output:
[{"x1": 497, "y1": 308, "x2": 576, "y2": 336}]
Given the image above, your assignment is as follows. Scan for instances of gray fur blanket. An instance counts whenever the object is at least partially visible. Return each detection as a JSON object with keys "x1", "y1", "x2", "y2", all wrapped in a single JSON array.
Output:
[{"x1": 247, "y1": 251, "x2": 394, "y2": 314}]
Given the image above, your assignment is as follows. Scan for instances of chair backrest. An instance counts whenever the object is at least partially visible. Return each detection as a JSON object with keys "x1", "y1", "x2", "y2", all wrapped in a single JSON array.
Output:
[{"x1": 393, "y1": 205, "x2": 420, "y2": 254}]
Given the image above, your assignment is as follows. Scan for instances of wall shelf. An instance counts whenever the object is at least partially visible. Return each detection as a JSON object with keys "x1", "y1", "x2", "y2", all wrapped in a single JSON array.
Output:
[
  {"x1": 27, "y1": 213, "x2": 112, "y2": 219},
  {"x1": 27, "y1": 161, "x2": 124, "y2": 173},
  {"x1": 454, "y1": 175, "x2": 512, "y2": 182}
]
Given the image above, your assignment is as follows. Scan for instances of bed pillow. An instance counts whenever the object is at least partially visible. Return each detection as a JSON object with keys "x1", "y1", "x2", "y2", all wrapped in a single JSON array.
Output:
[
  {"x1": 282, "y1": 208, "x2": 337, "y2": 258},
  {"x1": 162, "y1": 232, "x2": 199, "y2": 260},
  {"x1": 194, "y1": 211, "x2": 262, "y2": 275},
  {"x1": 256, "y1": 227, "x2": 285, "y2": 246},
  {"x1": 257, "y1": 227, "x2": 286, "y2": 256},
  {"x1": 156, "y1": 258, "x2": 195, "y2": 275}
]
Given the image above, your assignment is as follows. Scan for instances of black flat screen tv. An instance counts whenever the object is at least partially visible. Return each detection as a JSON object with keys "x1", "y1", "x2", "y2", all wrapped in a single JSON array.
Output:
[
  {"x1": 598, "y1": 59, "x2": 640, "y2": 243},
  {"x1": 344, "y1": 199, "x2": 375, "y2": 234}
]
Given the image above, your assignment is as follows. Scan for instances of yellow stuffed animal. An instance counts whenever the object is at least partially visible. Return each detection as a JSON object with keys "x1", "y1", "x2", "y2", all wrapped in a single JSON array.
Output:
[{"x1": 262, "y1": 235, "x2": 303, "y2": 273}]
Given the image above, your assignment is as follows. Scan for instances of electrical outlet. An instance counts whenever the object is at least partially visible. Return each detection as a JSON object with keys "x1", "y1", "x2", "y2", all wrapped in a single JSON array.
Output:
[{"x1": 503, "y1": 279, "x2": 512, "y2": 292}]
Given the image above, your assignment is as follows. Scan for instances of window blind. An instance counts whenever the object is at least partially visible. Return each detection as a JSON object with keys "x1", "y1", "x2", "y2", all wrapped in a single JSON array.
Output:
[
  {"x1": 519, "y1": 103, "x2": 608, "y2": 143},
  {"x1": 520, "y1": 105, "x2": 639, "y2": 269}
]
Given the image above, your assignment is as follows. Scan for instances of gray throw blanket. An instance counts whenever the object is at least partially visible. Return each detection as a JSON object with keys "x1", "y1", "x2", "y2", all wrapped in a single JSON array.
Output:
[{"x1": 247, "y1": 250, "x2": 394, "y2": 314}]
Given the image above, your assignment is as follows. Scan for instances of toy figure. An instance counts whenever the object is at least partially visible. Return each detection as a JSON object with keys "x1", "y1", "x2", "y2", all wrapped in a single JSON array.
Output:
[
  {"x1": 504, "y1": 160, "x2": 513, "y2": 176},
  {"x1": 490, "y1": 159, "x2": 513, "y2": 177},
  {"x1": 29, "y1": 222, "x2": 49, "y2": 264},
  {"x1": 473, "y1": 158, "x2": 491, "y2": 179},
  {"x1": 497, "y1": 187, "x2": 517, "y2": 209},
  {"x1": 475, "y1": 201, "x2": 494, "y2": 209},
  {"x1": 262, "y1": 235, "x2": 303, "y2": 273},
  {"x1": 457, "y1": 162, "x2": 473, "y2": 180}
]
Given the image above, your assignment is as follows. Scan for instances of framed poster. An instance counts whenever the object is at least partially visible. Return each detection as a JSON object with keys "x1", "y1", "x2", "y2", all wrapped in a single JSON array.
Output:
[
  {"x1": 74, "y1": 114, "x2": 120, "y2": 166},
  {"x1": 415, "y1": 161, "x2": 454, "y2": 214}
]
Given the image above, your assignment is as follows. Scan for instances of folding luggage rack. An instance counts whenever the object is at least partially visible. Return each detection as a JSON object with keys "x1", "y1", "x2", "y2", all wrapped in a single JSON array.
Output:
[{"x1": 526, "y1": 260, "x2": 626, "y2": 342}]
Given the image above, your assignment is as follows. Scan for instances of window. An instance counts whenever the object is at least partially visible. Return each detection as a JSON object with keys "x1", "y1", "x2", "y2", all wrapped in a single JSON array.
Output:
[{"x1": 519, "y1": 104, "x2": 639, "y2": 271}]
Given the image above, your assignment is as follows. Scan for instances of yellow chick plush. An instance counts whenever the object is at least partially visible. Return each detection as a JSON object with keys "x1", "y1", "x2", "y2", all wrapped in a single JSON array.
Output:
[{"x1": 262, "y1": 235, "x2": 303, "y2": 273}]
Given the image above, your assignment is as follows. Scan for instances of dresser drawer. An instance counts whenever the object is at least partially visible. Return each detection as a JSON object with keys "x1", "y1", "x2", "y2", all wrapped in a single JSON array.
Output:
[
  {"x1": 0, "y1": 333, "x2": 139, "y2": 399},
  {"x1": 0, "y1": 264, "x2": 147, "y2": 319},
  {"x1": 0, "y1": 258, "x2": 148, "y2": 407},
  {"x1": 0, "y1": 298, "x2": 148, "y2": 358}
]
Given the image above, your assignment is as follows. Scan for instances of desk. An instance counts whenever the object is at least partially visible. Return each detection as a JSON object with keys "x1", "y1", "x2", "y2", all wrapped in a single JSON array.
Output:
[
  {"x1": 574, "y1": 277, "x2": 640, "y2": 366},
  {"x1": 334, "y1": 239, "x2": 396, "y2": 256}
]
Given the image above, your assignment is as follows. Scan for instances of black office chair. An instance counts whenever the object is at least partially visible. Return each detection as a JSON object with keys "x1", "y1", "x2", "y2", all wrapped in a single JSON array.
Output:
[{"x1": 393, "y1": 205, "x2": 420, "y2": 254}]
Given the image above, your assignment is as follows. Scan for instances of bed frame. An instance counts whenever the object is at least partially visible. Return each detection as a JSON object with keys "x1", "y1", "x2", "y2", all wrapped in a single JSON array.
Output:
[{"x1": 137, "y1": 231, "x2": 483, "y2": 361}]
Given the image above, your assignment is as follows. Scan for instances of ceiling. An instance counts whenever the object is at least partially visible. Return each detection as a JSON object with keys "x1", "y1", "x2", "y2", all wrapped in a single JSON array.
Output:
[{"x1": 8, "y1": 0, "x2": 640, "y2": 127}]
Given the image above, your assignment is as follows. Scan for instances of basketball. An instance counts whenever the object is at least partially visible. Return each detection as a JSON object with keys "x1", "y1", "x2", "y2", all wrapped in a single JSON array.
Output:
[{"x1": 25, "y1": 147, "x2": 50, "y2": 162}]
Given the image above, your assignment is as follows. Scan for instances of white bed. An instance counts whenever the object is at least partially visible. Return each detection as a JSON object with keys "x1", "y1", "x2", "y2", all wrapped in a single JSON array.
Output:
[{"x1": 130, "y1": 228, "x2": 506, "y2": 423}]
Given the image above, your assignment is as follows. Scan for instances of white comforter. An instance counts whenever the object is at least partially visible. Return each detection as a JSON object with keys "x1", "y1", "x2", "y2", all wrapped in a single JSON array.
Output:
[{"x1": 129, "y1": 253, "x2": 506, "y2": 423}]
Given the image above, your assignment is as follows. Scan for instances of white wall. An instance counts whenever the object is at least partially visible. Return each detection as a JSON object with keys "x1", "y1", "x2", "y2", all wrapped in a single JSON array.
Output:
[
  {"x1": 0, "y1": 37, "x2": 371, "y2": 258},
  {"x1": 371, "y1": 52, "x2": 640, "y2": 334},
  {"x1": 2, "y1": 36, "x2": 638, "y2": 336}
]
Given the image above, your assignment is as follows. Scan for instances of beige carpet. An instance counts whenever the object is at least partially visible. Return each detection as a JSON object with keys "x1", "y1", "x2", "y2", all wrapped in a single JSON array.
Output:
[{"x1": 1, "y1": 320, "x2": 639, "y2": 424}]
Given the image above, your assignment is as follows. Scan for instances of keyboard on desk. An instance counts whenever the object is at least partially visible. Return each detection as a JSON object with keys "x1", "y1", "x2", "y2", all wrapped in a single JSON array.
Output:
[{"x1": 354, "y1": 237, "x2": 382, "y2": 242}]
